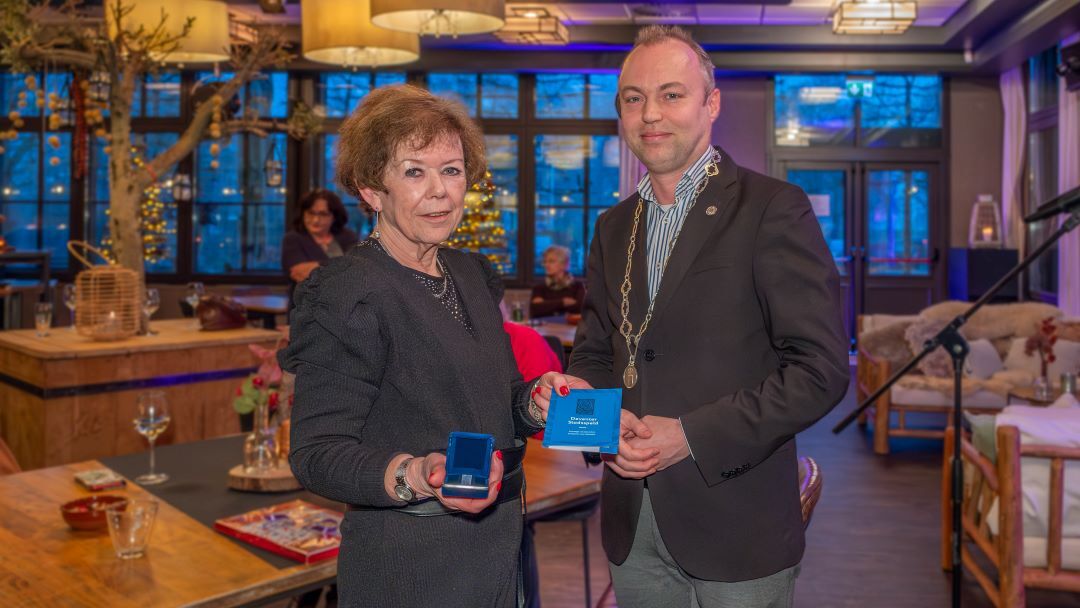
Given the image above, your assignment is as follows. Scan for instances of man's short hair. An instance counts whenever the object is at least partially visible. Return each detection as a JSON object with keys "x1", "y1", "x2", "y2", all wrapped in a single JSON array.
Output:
[{"x1": 616, "y1": 25, "x2": 716, "y2": 115}]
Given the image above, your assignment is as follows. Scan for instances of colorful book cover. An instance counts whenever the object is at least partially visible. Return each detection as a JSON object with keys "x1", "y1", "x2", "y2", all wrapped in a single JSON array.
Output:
[
  {"x1": 542, "y1": 388, "x2": 621, "y2": 454},
  {"x1": 214, "y1": 500, "x2": 343, "y2": 564},
  {"x1": 74, "y1": 468, "x2": 126, "y2": 491}
]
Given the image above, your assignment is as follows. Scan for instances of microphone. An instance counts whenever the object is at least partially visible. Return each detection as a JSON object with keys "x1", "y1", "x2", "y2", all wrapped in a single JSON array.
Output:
[{"x1": 1024, "y1": 184, "x2": 1080, "y2": 223}]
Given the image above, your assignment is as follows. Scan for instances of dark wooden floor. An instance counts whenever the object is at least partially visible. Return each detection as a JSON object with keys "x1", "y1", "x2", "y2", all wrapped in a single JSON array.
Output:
[{"x1": 532, "y1": 380, "x2": 1080, "y2": 608}]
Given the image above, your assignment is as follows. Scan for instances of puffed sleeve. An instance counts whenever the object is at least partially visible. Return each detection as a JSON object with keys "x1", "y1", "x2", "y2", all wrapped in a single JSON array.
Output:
[{"x1": 278, "y1": 258, "x2": 403, "y2": 507}]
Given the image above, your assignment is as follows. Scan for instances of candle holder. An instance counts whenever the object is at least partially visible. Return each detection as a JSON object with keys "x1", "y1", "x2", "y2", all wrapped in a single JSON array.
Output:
[{"x1": 969, "y1": 194, "x2": 1003, "y2": 248}]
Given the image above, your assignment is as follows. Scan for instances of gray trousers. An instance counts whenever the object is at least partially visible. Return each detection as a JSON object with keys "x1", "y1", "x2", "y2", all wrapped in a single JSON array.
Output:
[{"x1": 609, "y1": 489, "x2": 799, "y2": 608}]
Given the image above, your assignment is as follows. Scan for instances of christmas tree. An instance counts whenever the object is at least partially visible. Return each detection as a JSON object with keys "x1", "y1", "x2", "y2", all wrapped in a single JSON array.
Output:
[{"x1": 448, "y1": 171, "x2": 511, "y2": 274}]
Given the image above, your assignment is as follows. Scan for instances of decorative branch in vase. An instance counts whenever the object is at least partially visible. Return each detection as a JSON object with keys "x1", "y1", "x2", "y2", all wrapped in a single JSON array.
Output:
[{"x1": 1024, "y1": 316, "x2": 1058, "y2": 399}]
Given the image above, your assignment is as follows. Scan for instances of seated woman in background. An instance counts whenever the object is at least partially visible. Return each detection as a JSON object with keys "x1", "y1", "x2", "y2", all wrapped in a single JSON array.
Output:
[
  {"x1": 529, "y1": 245, "x2": 585, "y2": 318},
  {"x1": 281, "y1": 189, "x2": 359, "y2": 305}
]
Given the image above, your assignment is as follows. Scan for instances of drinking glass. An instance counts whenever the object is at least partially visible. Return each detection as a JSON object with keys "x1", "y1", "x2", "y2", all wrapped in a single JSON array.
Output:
[
  {"x1": 143, "y1": 288, "x2": 160, "y2": 335},
  {"x1": 133, "y1": 391, "x2": 170, "y2": 485},
  {"x1": 34, "y1": 302, "x2": 52, "y2": 337},
  {"x1": 105, "y1": 499, "x2": 158, "y2": 559},
  {"x1": 185, "y1": 282, "x2": 204, "y2": 329},
  {"x1": 62, "y1": 284, "x2": 77, "y2": 330}
]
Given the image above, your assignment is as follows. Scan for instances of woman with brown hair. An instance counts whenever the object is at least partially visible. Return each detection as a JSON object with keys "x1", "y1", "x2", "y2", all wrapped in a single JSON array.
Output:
[
  {"x1": 280, "y1": 84, "x2": 589, "y2": 607},
  {"x1": 280, "y1": 188, "x2": 358, "y2": 305}
]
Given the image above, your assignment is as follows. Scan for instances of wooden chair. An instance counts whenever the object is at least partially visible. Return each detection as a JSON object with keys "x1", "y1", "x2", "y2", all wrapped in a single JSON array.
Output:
[{"x1": 943, "y1": 425, "x2": 1080, "y2": 607}]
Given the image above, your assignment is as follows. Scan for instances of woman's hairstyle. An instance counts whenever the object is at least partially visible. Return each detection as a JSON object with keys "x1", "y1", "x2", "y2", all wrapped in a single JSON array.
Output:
[
  {"x1": 542, "y1": 245, "x2": 571, "y2": 267},
  {"x1": 335, "y1": 84, "x2": 487, "y2": 212},
  {"x1": 293, "y1": 188, "x2": 349, "y2": 235}
]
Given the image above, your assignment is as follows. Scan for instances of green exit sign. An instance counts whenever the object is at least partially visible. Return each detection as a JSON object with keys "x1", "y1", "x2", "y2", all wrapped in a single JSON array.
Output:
[{"x1": 846, "y1": 80, "x2": 874, "y2": 98}]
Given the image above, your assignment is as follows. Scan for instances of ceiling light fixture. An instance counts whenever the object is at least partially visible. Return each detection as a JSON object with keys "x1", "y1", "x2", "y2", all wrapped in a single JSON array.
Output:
[
  {"x1": 496, "y1": 7, "x2": 568, "y2": 45},
  {"x1": 106, "y1": 0, "x2": 231, "y2": 63},
  {"x1": 832, "y1": 0, "x2": 917, "y2": 35},
  {"x1": 302, "y1": 0, "x2": 420, "y2": 67},
  {"x1": 370, "y1": 0, "x2": 505, "y2": 38}
]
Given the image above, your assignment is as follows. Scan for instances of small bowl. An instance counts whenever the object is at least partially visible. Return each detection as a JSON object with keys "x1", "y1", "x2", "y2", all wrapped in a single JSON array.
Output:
[{"x1": 61, "y1": 495, "x2": 128, "y2": 531}]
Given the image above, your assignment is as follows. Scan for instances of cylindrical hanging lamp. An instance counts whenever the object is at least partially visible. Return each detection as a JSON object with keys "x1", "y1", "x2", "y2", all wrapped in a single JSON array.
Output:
[
  {"x1": 302, "y1": 0, "x2": 420, "y2": 66},
  {"x1": 370, "y1": 0, "x2": 505, "y2": 37},
  {"x1": 106, "y1": 0, "x2": 231, "y2": 64}
]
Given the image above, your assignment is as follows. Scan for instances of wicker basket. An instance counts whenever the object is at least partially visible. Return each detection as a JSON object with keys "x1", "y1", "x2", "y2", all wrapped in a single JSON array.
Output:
[{"x1": 68, "y1": 242, "x2": 143, "y2": 341}]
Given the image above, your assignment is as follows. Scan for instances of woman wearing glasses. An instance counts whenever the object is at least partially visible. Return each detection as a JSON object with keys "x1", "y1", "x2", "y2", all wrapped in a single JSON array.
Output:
[{"x1": 281, "y1": 189, "x2": 359, "y2": 306}]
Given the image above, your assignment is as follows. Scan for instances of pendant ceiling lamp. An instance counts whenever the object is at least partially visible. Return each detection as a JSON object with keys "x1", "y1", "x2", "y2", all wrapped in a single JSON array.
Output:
[
  {"x1": 832, "y1": 0, "x2": 918, "y2": 35},
  {"x1": 302, "y1": 0, "x2": 420, "y2": 67},
  {"x1": 106, "y1": 0, "x2": 231, "y2": 63},
  {"x1": 370, "y1": 0, "x2": 505, "y2": 38}
]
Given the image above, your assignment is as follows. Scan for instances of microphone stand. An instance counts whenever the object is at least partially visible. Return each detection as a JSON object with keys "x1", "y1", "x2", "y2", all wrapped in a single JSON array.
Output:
[{"x1": 832, "y1": 204, "x2": 1080, "y2": 608}]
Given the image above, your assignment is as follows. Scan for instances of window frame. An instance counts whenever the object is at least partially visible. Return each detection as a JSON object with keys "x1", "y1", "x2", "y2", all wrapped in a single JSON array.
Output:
[{"x1": 1021, "y1": 45, "x2": 1061, "y2": 304}]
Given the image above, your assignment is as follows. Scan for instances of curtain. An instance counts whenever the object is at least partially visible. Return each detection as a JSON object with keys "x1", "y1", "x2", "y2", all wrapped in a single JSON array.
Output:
[
  {"x1": 1059, "y1": 34, "x2": 1080, "y2": 316},
  {"x1": 1000, "y1": 68, "x2": 1027, "y2": 252},
  {"x1": 618, "y1": 131, "x2": 646, "y2": 199}
]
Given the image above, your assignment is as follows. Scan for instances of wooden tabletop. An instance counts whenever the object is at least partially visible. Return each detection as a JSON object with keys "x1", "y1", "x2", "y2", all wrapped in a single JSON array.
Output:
[
  {"x1": 231, "y1": 295, "x2": 289, "y2": 315},
  {"x1": 1007, "y1": 384, "x2": 1071, "y2": 405},
  {"x1": 0, "y1": 319, "x2": 282, "y2": 360},
  {"x1": 531, "y1": 321, "x2": 579, "y2": 348},
  {"x1": 0, "y1": 439, "x2": 601, "y2": 606}
]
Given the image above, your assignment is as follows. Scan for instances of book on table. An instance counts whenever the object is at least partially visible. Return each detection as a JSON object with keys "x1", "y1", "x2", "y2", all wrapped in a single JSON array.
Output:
[
  {"x1": 214, "y1": 499, "x2": 343, "y2": 564},
  {"x1": 542, "y1": 388, "x2": 622, "y2": 454}
]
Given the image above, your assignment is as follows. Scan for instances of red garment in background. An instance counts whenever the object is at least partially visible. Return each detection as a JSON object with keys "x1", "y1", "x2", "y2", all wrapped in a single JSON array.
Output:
[{"x1": 503, "y1": 321, "x2": 563, "y2": 440}]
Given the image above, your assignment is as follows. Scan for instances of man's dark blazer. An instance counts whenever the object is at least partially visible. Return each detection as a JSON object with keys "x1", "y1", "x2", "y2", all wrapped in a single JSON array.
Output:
[{"x1": 567, "y1": 147, "x2": 850, "y2": 582}]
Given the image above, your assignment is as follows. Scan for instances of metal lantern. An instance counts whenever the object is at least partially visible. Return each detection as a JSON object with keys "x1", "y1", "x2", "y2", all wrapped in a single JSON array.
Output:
[
  {"x1": 968, "y1": 194, "x2": 1003, "y2": 248},
  {"x1": 171, "y1": 173, "x2": 193, "y2": 202}
]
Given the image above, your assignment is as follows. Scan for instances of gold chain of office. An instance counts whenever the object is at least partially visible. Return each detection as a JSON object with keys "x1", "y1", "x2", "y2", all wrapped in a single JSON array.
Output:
[{"x1": 618, "y1": 150, "x2": 720, "y2": 389}]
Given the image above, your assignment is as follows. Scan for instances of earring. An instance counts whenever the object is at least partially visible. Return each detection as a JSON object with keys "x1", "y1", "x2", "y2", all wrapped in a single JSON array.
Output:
[{"x1": 371, "y1": 210, "x2": 381, "y2": 239}]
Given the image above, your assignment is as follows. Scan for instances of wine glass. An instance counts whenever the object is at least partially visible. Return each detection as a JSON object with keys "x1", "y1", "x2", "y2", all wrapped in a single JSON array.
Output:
[
  {"x1": 143, "y1": 288, "x2": 160, "y2": 335},
  {"x1": 34, "y1": 302, "x2": 52, "y2": 338},
  {"x1": 133, "y1": 391, "x2": 170, "y2": 485},
  {"x1": 62, "y1": 284, "x2": 77, "y2": 330},
  {"x1": 185, "y1": 282, "x2": 204, "y2": 329}
]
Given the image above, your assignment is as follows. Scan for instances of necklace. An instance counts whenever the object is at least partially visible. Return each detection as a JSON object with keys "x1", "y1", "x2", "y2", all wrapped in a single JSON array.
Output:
[
  {"x1": 375, "y1": 238, "x2": 449, "y2": 299},
  {"x1": 618, "y1": 150, "x2": 720, "y2": 389}
]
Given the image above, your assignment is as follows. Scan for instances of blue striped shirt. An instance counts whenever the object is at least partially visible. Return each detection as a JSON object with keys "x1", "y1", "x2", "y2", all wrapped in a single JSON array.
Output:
[{"x1": 637, "y1": 148, "x2": 717, "y2": 301}]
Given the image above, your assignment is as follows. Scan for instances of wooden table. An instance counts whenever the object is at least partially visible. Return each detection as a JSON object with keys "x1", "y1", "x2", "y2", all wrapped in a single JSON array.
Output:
[
  {"x1": 0, "y1": 437, "x2": 601, "y2": 607},
  {"x1": 0, "y1": 319, "x2": 280, "y2": 470},
  {"x1": 231, "y1": 295, "x2": 289, "y2": 330}
]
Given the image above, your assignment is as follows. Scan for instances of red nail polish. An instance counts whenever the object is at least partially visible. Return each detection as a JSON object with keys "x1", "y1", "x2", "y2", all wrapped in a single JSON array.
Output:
[
  {"x1": 532, "y1": 386, "x2": 541, "y2": 396},
  {"x1": 495, "y1": 450, "x2": 503, "y2": 460},
  {"x1": 559, "y1": 386, "x2": 569, "y2": 396}
]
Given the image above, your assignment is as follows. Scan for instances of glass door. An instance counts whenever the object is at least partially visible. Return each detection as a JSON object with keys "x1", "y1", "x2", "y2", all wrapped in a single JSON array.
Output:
[{"x1": 783, "y1": 162, "x2": 943, "y2": 344}]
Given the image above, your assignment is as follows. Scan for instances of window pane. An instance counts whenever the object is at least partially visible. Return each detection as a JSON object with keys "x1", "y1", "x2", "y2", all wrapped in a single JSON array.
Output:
[
  {"x1": 322, "y1": 134, "x2": 373, "y2": 238},
  {"x1": 588, "y1": 74, "x2": 619, "y2": 119},
  {"x1": 246, "y1": 204, "x2": 284, "y2": 271},
  {"x1": 1, "y1": 73, "x2": 38, "y2": 117},
  {"x1": 321, "y1": 73, "x2": 372, "y2": 118},
  {"x1": 195, "y1": 204, "x2": 242, "y2": 274},
  {"x1": 134, "y1": 71, "x2": 181, "y2": 117},
  {"x1": 428, "y1": 73, "x2": 478, "y2": 116},
  {"x1": 248, "y1": 72, "x2": 289, "y2": 118},
  {"x1": 43, "y1": 202, "x2": 69, "y2": 270},
  {"x1": 43, "y1": 132, "x2": 70, "y2": 202},
  {"x1": 375, "y1": 72, "x2": 407, "y2": 88},
  {"x1": 1028, "y1": 46, "x2": 1060, "y2": 114},
  {"x1": 197, "y1": 135, "x2": 242, "y2": 203},
  {"x1": 534, "y1": 134, "x2": 615, "y2": 277},
  {"x1": 0, "y1": 133, "x2": 39, "y2": 200},
  {"x1": 484, "y1": 134, "x2": 518, "y2": 274},
  {"x1": 774, "y1": 74, "x2": 854, "y2": 146},
  {"x1": 536, "y1": 74, "x2": 585, "y2": 119},
  {"x1": 0, "y1": 202, "x2": 38, "y2": 252},
  {"x1": 866, "y1": 170, "x2": 930, "y2": 277},
  {"x1": 480, "y1": 74, "x2": 518, "y2": 118},
  {"x1": 247, "y1": 133, "x2": 287, "y2": 203},
  {"x1": 1026, "y1": 126, "x2": 1059, "y2": 296},
  {"x1": 786, "y1": 170, "x2": 847, "y2": 275},
  {"x1": 860, "y1": 75, "x2": 942, "y2": 148}
]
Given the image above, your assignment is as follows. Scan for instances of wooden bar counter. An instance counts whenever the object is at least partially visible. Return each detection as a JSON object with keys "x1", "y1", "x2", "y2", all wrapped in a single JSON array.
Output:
[{"x1": 0, "y1": 319, "x2": 281, "y2": 470}]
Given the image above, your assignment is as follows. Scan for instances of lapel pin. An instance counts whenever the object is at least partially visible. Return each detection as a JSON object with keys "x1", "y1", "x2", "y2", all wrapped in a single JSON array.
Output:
[{"x1": 705, "y1": 205, "x2": 718, "y2": 216}]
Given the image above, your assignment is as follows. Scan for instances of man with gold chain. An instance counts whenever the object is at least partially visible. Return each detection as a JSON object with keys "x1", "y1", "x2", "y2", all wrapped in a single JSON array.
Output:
[{"x1": 566, "y1": 25, "x2": 850, "y2": 607}]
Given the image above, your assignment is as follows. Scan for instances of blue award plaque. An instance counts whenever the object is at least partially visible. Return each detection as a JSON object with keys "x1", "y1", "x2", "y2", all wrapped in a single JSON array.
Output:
[{"x1": 542, "y1": 388, "x2": 621, "y2": 454}]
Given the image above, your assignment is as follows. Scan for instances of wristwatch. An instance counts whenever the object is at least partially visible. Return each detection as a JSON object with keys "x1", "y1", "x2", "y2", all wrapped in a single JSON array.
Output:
[{"x1": 394, "y1": 458, "x2": 415, "y2": 502}]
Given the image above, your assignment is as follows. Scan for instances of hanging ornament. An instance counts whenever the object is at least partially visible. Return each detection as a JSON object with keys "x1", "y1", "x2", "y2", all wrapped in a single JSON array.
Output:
[{"x1": 264, "y1": 137, "x2": 283, "y2": 188}]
